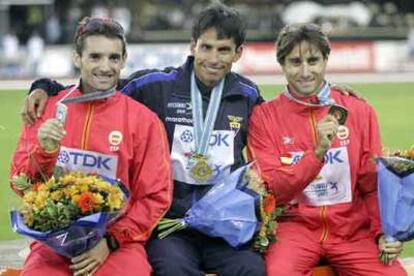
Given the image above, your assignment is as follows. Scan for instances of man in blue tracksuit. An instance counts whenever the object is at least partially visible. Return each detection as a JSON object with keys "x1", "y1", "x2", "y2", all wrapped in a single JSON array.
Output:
[
  {"x1": 23, "y1": 3, "x2": 265, "y2": 276},
  {"x1": 120, "y1": 55, "x2": 263, "y2": 220}
]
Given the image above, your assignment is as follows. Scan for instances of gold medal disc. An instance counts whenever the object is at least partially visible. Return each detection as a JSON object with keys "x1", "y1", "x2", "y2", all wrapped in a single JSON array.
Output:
[{"x1": 190, "y1": 157, "x2": 213, "y2": 182}]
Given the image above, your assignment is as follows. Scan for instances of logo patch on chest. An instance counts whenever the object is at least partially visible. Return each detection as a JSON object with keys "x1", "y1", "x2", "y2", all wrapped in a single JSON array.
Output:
[
  {"x1": 109, "y1": 130, "x2": 123, "y2": 151},
  {"x1": 227, "y1": 115, "x2": 243, "y2": 136}
]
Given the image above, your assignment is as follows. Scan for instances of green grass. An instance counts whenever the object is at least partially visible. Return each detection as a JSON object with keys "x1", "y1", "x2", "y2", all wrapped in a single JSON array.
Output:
[
  {"x1": 0, "y1": 84, "x2": 413, "y2": 256},
  {"x1": 0, "y1": 90, "x2": 26, "y2": 241}
]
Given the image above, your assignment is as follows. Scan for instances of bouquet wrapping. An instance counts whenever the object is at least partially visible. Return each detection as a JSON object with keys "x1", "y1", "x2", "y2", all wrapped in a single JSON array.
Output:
[
  {"x1": 376, "y1": 147, "x2": 414, "y2": 263},
  {"x1": 157, "y1": 164, "x2": 281, "y2": 252},
  {"x1": 10, "y1": 172, "x2": 129, "y2": 258}
]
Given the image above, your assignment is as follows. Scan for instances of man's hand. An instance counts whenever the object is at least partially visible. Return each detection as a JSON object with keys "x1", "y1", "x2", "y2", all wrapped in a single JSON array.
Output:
[
  {"x1": 21, "y1": 89, "x2": 48, "y2": 125},
  {"x1": 378, "y1": 235, "x2": 403, "y2": 265},
  {"x1": 38, "y1": 119, "x2": 66, "y2": 152},
  {"x1": 315, "y1": 115, "x2": 339, "y2": 159},
  {"x1": 331, "y1": 83, "x2": 366, "y2": 101},
  {"x1": 70, "y1": 239, "x2": 110, "y2": 276}
]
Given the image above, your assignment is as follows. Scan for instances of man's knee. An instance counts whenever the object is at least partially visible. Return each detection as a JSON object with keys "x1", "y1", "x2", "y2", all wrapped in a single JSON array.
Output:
[
  {"x1": 226, "y1": 252, "x2": 265, "y2": 276},
  {"x1": 240, "y1": 259, "x2": 265, "y2": 276},
  {"x1": 266, "y1": 262, "x2": 295, "y2": 276},
  {"x1": 266, "y1": 255, "x2": 308, "y2": 276},
  {"x1": 150, "y1": 258, "x2": 201, "y2": 276},
  {"x1": 147, "y1": 241, "x2": 202, "y2": 276}
]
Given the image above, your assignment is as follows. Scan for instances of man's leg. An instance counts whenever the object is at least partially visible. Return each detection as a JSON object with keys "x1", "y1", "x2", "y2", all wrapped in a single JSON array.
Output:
[
  {"x1": 201, "y1": 234, "x2": 265, "y2": 276},
  {"x1": 21, "y1": 242, "x2": 71, "y2": 276},
  {"x1": 265, "y1": 222, "x2": 322, "y2": 276},
  {"x1": 95, "y1": 242, "x2": 151, "y2": 276},
  {"x1": 325, "y1": 236, "x2": 407, "y2": 276},
  {"x1": 146, "y1": 230, "x2": 204, "y2": 276}
]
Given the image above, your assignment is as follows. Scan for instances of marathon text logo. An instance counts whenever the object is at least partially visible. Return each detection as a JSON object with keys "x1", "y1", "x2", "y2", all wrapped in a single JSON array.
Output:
[
  {"x1": 166, "y1": 117, "x2": 193, "y2": 124},
  {"x1": 308, "y1": 181, "x2": 339, "y2": 197}
]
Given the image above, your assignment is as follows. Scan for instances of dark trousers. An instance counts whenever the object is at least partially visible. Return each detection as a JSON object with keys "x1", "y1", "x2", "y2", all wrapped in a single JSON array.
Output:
[{"x1": 146, "y1": 229, "x2": 265, "y2": 276}]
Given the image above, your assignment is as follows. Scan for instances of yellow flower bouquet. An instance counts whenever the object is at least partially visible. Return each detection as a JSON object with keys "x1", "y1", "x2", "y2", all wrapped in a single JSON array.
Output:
[{"x1": 10, "y1": 172, "x2": 128, "y2": 257}]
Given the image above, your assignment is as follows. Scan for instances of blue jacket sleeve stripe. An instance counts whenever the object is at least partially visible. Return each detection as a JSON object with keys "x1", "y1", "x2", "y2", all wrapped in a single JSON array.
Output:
[{"x1": 238, "y1": 81, "x2": 259, "y2": 102}]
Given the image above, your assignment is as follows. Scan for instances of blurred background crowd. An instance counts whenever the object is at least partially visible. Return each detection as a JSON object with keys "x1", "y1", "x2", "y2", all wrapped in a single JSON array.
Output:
[{"x1": 1, "y1": 0, "x2": 414, "y2": 78}]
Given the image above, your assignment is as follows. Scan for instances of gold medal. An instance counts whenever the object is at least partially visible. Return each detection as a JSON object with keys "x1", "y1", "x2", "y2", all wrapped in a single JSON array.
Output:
[{"x1": 190, "y1": 154, "x2": 213, "y2": 182}]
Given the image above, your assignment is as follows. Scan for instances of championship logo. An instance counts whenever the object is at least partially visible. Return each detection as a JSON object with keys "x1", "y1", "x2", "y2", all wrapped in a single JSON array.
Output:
[{"x1": 180, "y1": 129, "x2": 194, "y2": 143}]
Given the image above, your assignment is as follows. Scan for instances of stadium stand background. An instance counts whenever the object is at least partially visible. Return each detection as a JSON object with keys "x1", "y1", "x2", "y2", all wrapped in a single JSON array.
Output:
[{"x1": 1, "y1": 0, "x2": 414, "y2": 78}]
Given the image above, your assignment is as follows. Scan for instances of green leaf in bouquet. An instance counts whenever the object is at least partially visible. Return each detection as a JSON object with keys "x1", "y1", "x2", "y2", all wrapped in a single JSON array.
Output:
[
  {"x1": 378, "y1": 156, "x2": 414, "y2": 176},
  {"x1": 252, "y1": 236, "x2": 270, "y2": 253},
  {"x1": 61, "y1": 204, "x2": 72, "y2": 219},
  {"x1": 53, "y1": 166, "x2": 65, "y2": 179},
  {"x1": 45, "y1": 201, "x2": 58, "y2": 218},
  {"x1": 267, "y1": 221, "x2": 276, "y2": 235},
  {"x1": 49, "y1": 183, "x2": 64, "y2": 192},
  {"x1": 259, "y1": 236, "x2": 269, "y2": 247},
  {"x1": 157, "y1": 218, "x2": 183, "y2": 230},
  {"x1": 157, "y1": 219, "x2": 187, "y2": 239},
  {"x1": 61, "y1": 200, "x2": 80, "y2": 219},
  {"x1": 55, "y1": 203, "x2": 72, "y2": 226}
]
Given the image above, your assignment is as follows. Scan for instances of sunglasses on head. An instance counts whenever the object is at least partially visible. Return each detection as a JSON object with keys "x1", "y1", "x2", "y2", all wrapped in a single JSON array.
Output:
[
  {"x1": 283, "y1": 23, "x2": 323, "y2": 34},
  {"x1": 76, "y1": 17, "x2": 124, "y2": 39}
]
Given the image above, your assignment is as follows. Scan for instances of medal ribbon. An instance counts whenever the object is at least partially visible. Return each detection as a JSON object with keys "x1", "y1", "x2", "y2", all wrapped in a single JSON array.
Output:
[
  {"x1": 191, "y1": 71, "x2": 225, "y2": 155},
  {"x1": 284, "y1": 81, "x2": 335, "y2": 107},
  {"x1": 59, "y1": 84, "x2": 116, "y2": 105},
  {"x1": 55, "y1": 83, "x2": 116, "y2": 124}
]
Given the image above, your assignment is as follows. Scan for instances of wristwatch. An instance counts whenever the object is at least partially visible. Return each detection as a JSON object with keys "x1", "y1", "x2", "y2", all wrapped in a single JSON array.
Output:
[{"x1": 104, "y1": 233, "x2": 120, "y2": 252}]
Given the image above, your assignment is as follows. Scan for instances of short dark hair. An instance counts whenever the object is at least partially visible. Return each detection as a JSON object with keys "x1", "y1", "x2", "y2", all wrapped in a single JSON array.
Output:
[
  {"x1": 75, "y1": 17, "x2": 127, "y2": 56},
  {"x1": 276, "y1": 23, "x2": 330, "y2": 65},
  {"x1": 192, "y1": 3, "x2": 246, "y2": 48}
]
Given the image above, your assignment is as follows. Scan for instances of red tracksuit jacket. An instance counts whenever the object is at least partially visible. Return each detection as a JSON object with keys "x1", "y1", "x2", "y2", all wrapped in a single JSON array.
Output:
[
  {"x1": 248, "y1": 89, "x2": 382, "y2": 243},
  {"x1": 11, "y1": 87, "x2": 173, "y2": 246}
]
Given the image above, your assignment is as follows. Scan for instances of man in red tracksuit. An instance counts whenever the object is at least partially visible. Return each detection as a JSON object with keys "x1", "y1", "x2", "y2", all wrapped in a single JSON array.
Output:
[
  {"x1": 10, "y1": 17, "x2": 172, "y2": 276},
  {"x1": 247, "y1": 23, "x2": 406, "y2": 275}
]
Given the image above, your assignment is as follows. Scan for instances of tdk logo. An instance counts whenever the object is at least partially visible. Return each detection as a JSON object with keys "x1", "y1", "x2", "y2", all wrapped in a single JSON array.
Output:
[
  {"x1": 58, "y1": 151, "x2": 112, "y2": 170},
  {"x1": 180, "y1": 131, "x2": 230, "y2": 147},
  {"x1": 324, "y1": 150, "x2": 344, "y2": 164},
  {"x1": 57, "y1": 146, "x2": 118, "y2": 178},
  {"x1": 209, "y1": 133, "x2": 229, "y2": 147}
]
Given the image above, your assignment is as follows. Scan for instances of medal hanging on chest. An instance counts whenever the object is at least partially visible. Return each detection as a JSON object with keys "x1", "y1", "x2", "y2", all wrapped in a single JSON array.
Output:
[
  {"x1": 189, "y1": 71, "x2": 225, "y2": 183},
  {"x1": 190, "y1": 153, "x2": 213, "y2": 182}
]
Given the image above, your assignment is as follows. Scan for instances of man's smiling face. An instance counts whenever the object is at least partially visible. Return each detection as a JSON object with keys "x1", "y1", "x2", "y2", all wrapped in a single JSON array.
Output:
[
  {"x1": 74, "y1": 35, "x2": 126, "y2": 93},
  {"x1": 281, "y1": 40, "x2": 328, "y2": 97},
  {"x1": 191, "y1": 27, "x2": 242, "y2": 88}
]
